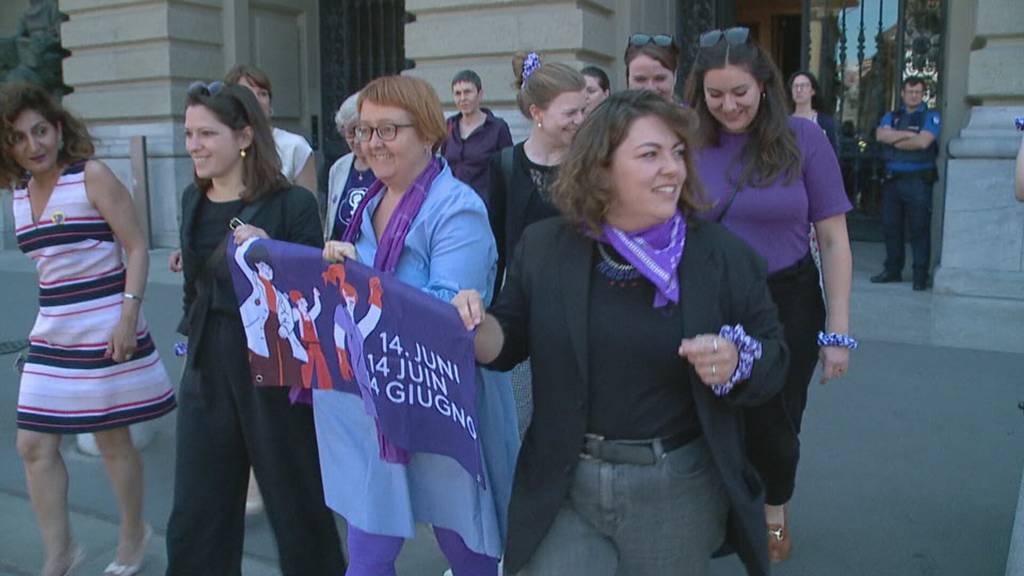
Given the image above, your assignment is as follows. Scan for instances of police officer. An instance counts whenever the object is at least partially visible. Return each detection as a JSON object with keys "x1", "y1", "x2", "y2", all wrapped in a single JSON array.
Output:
[{"x1": 871, "y1": 76, "x2": 941, "y2": 291}]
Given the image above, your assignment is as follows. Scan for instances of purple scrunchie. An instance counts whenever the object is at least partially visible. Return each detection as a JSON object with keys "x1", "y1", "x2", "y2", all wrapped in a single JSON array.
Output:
[
  {"x1": 522, "y1": 51, "x2": 541, "y2": 83},
  {"x1": 711, "y1": 324, "x2": 763, "y2": 397}
]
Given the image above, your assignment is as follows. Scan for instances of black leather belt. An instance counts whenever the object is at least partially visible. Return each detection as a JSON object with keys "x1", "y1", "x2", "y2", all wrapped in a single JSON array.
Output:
[{"x1": 580, "y1": 429, "x2": 699, "y2": 466}]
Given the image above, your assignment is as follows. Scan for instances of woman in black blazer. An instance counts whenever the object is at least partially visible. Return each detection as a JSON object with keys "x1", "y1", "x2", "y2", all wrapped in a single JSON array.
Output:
[
  {"x1": 453, "y1": 91, "x2": 788, "y2": 576},
  {"x1": 165, "y1": 82, "x2": 343, "y2": 576}
]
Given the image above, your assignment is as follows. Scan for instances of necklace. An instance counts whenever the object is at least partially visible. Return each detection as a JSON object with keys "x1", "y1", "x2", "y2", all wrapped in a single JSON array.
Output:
[{"x1": 596, "y1": 243, "x2": 640, "y2": 282}]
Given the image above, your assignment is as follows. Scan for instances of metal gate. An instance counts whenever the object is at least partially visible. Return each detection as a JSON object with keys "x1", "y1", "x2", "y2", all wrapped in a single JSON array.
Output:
[
  {"x1": 802, "y1": 0, "x2": 945, "y2": 239},
  {"x1": 318, "y1": 0, "x2": 412, "y2": 173}
]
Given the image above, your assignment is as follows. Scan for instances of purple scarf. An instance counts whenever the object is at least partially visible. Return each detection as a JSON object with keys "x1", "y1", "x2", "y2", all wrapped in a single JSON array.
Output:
[
  {"x1": 600, "y1": 211, "x2": 686, "y2": 307},
  {"x1": 337, "y1": 157, "x2": 444, "y2": 464}
]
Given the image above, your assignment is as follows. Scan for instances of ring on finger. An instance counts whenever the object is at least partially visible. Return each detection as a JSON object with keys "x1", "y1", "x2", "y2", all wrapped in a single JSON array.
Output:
[
  {"x1": 712, "y1": 337, "x2": 719, "y2": 353},
  {"x1": 711, "y1": 363, "x2": 717, "y2": 377}
]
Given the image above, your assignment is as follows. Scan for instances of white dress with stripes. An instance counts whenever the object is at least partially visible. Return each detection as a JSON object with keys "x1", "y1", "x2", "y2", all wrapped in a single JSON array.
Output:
[{"x1": 14, "y1": 162, "x2": 175, "y2": 434}]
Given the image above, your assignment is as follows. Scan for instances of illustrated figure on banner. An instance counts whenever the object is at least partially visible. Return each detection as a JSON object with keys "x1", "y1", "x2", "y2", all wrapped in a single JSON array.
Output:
[
  {"x1": 323, "y1": 264, "x2": 383, "y2": 399},
  {"x1": 289, "y1": 287, "x2": 331, "y2": 389},
  {"x1": 234, "y1": 238, "x2": 307, "y2": 386}
]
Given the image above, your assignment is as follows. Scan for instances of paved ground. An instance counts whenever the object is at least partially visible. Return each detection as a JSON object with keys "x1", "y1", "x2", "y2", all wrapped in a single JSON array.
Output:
[{"x1": 0, "y1": 243, "x2": 1021, "y2": 576}]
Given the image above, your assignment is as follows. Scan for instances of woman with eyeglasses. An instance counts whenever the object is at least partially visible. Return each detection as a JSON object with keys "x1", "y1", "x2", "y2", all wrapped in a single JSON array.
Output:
[
  {"x1": 1, "y1": 82, "x2": 175, "y2": 576},
  {"x1": 488, "y1": 52, "x2": 586, "y2": 434},
  {"x1": 452, "y1": 90, "x2": 787, "y2": 576},
  {"x1": 788, "y1": 70, "x2": 838, "y2": 151},
  {"x1": 326, "y1": 91, "x2": 375, "y2": 241},
  {"x1": 685, "y1": 28, "x2": 855, "y2": 563},
  {"x1": 318, "y1": 75, "x2": 519, "y2": 576},
  {"x1": 581, "y1": 65, "x2": 611, "y2": 115},
  {"x1": 166, "y1": 82, "x2": 343, "y2": 576},
  {"x1": 625, "y1": 33, "x2": 680, "y2": 102}
]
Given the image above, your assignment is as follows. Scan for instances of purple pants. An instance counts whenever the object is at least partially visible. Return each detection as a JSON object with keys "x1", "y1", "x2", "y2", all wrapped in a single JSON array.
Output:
[{"x1": 346, "y1": 525, "x2": 498, "y2": 576}]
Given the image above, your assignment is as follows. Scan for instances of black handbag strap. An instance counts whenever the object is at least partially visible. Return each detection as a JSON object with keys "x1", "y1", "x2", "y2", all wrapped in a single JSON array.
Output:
[
  {"x1": 715, "y1": 182, "x2": 742, "y2": 223},
  {"x1": 202, "y1": 198, "x2": 267, "y2": 273}
]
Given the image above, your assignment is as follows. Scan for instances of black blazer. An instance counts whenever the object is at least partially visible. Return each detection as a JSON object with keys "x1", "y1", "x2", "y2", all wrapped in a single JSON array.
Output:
[
  {"x1": 489, "y1": 218, "x2": 788, "y2": 576},
  {"x1": 177, "y1": 183, "x2": 323, "y2": 369}
]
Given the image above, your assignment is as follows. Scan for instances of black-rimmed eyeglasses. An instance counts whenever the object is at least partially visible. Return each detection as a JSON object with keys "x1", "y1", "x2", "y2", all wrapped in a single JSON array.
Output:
[
  {"x1": 698, "y1": 27, "x2": 751, "y2": 49},
  {"x1": 628, "y1": 33, "x2": 675, "y2": 48},
  {"x1": 187, "y1": 80, "x2": 226, "y2": 97},
  {"x1": 353, "y1": 123, "x2": 414, "y2": 143}
]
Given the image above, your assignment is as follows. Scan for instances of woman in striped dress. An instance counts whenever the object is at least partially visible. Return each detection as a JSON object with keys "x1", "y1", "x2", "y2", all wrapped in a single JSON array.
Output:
[{"x1": 0, "y1": 83, "x2": 175, "y2": 576}]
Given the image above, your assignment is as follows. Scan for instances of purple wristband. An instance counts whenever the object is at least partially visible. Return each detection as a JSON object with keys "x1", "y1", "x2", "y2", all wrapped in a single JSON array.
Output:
[{"x1": 712, "y1": 324, "x2": 763, "y2": 396}]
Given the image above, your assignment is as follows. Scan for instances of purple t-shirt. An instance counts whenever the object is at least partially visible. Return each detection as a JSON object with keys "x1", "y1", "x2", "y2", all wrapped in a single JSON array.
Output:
[{"x1": 695, "y1": 116, "x2": 851, "y2": 273}]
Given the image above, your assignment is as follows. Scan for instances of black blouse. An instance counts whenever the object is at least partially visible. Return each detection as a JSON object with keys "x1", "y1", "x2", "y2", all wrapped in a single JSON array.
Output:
[{"x1": 191, "y1": 196, "x2": 244, "y2": 318}]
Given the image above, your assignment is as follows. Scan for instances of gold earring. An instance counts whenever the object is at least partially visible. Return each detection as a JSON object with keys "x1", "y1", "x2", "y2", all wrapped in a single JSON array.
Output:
[{"x1": 240, "y1": 149, "x2": 247, "y2": 158}]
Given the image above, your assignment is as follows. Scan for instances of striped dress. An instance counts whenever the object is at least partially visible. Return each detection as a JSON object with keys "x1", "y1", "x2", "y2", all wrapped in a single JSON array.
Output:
[{"x1": 14, "y1": 162, "x2": 175, "y2": 434}]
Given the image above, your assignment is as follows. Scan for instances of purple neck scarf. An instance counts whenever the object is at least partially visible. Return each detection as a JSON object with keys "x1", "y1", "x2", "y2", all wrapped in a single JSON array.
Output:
[
  {"x1": 336, "y1": 156, "x2": 444, "y2": 464},
  {"x1": 342, "y1": 157, "x2": 442, "y2": 272},
  {"x1": 600, "y1": 212, "x2": 687, "y2": 308}
]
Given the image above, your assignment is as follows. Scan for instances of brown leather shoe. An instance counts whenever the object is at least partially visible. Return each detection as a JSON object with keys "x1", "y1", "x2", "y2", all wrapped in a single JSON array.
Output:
[{"x1": 767, "y1": 509, "x2": 791, "y2": 562}]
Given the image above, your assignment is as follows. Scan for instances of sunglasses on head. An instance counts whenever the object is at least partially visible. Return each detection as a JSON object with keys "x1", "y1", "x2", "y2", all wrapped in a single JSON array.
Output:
[
  {"x1": 628, "y1": 34, "x2": 675, "y2": 48},
  {"x1": 698, "y1": 27, "x2": 751, "y2": 49},
  {"x1": 187, "y1": 80, "x2": 226, "y2": 98}
]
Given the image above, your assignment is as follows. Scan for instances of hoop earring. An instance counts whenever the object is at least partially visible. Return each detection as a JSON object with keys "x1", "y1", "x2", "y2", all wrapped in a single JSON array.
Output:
[{"x1": 240, "y1": 149, "x2": 247, "y2": 158}]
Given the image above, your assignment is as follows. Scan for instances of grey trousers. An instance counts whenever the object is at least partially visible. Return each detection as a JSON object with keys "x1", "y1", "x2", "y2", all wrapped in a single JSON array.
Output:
[{"x1": 515, "y1": 437, "x2": 728, "y2": 576}]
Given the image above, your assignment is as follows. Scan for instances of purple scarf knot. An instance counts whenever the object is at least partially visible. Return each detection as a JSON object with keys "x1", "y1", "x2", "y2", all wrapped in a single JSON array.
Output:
[
  {"x1": 337, "y1": 157, "x2": 444, "y2": 464},
  {"x1": 600, "y1": 212, "x2": 687, "y2": 308}
]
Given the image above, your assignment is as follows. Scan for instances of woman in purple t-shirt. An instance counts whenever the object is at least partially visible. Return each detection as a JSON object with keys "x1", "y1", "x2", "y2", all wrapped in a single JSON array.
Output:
[{"x1": 685, "y1": 27, "x2": 854, "y2": 563}]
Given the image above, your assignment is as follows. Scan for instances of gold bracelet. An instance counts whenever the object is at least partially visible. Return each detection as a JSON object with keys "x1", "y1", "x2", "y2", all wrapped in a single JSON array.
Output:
[{"x1": 123, "y1": 292, "x2": 143, "y2": 302}]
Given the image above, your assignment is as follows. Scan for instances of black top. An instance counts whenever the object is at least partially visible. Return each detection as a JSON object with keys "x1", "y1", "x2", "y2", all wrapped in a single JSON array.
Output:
[
  {"x1": 177, "y1": 184, "x2": 324, "y2": 369},
  {"x1": 586, "y1": 245, "x2": 698, "y2": 439},
  {"x1": 487, "y1": 142, "x2": 561, "y2": 296},
  {"x1": 191, "y1": 196, "x2": 243, "y2": 318}
]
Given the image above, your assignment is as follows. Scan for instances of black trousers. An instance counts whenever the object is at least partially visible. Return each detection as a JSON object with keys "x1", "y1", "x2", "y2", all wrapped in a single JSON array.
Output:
[
  {"x1": 166, "y1": 315, "x2": 345, "y2": 576},
  {"x1": 744, "y1": 254, "x2": 826, "y2": 506}
]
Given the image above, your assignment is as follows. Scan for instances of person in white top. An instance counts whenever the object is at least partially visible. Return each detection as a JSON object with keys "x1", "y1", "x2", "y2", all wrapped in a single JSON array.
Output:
[{"x1": 225, "y1": 64, "x2": 318, "y2": 194}]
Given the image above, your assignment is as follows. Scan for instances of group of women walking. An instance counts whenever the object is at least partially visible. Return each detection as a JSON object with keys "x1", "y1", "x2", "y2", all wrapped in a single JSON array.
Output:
[{"x1": 1, "y1": 25, "x2": 853, "y2": 576}]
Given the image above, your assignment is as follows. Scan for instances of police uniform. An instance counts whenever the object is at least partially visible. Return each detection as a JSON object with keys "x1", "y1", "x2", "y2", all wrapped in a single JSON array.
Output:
[{"x1": 877, "y1": 103, "x2": 941, "y2": 288}]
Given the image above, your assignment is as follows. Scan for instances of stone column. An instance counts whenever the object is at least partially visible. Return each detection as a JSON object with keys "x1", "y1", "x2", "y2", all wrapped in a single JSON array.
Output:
[
  {"x1": 57, "y1": 0, "x2": 225, "y2": 248},
  {"x1": 934, "y1": 0, "x2": 1024, "y2": 300}
]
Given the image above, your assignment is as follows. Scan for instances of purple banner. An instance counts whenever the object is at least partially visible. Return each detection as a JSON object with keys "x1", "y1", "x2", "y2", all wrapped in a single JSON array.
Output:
[{"x1": 228, "y1": 237, "x2": 483, "y2": 483}]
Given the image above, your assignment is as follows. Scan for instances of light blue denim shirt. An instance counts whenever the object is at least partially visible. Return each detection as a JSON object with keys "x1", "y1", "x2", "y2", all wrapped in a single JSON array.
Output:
[{"x1": 352, "y1": 161, "x2": 497, "y2": 304}]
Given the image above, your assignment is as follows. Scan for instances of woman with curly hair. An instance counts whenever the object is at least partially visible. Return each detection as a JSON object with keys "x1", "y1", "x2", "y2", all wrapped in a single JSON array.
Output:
[{"x1": 0, "y1": 83, "x2": 175, "y2": 576}]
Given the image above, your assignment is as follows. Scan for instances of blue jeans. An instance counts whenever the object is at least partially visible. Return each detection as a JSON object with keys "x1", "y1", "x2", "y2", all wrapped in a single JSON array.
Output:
[
  {"x1": 515, "y1": 437, "x2": 728, "y2": 576},
  {"x1": 882, "y1": 175, "x2": 933, "y2": 278}
]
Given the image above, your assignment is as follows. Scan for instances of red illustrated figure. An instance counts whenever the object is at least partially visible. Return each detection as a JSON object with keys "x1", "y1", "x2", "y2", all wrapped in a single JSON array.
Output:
[{"x1": 289, "y1": 287, "x2": 331, "y2": 389}]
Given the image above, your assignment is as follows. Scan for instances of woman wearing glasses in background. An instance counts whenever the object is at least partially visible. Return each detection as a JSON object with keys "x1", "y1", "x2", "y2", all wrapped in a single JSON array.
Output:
[
  {"x1": 686, "y1": 28, "x2": 855, "y2": 562},
  {"x1": 318, "y1": 75, "x2": 519, "y2": 576},
  {"x1": 788, "y1": 70, "x2": 838, "y2": 151},
  {"x1": 624, "y1": 33, "x2": 680, "y2": 103},
  {"x1": 166, "y1": 82, "x2": 343, "y2": 576},
  {"x1": 326, "y1": 91, "x2": 375, "y2": 241}
]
